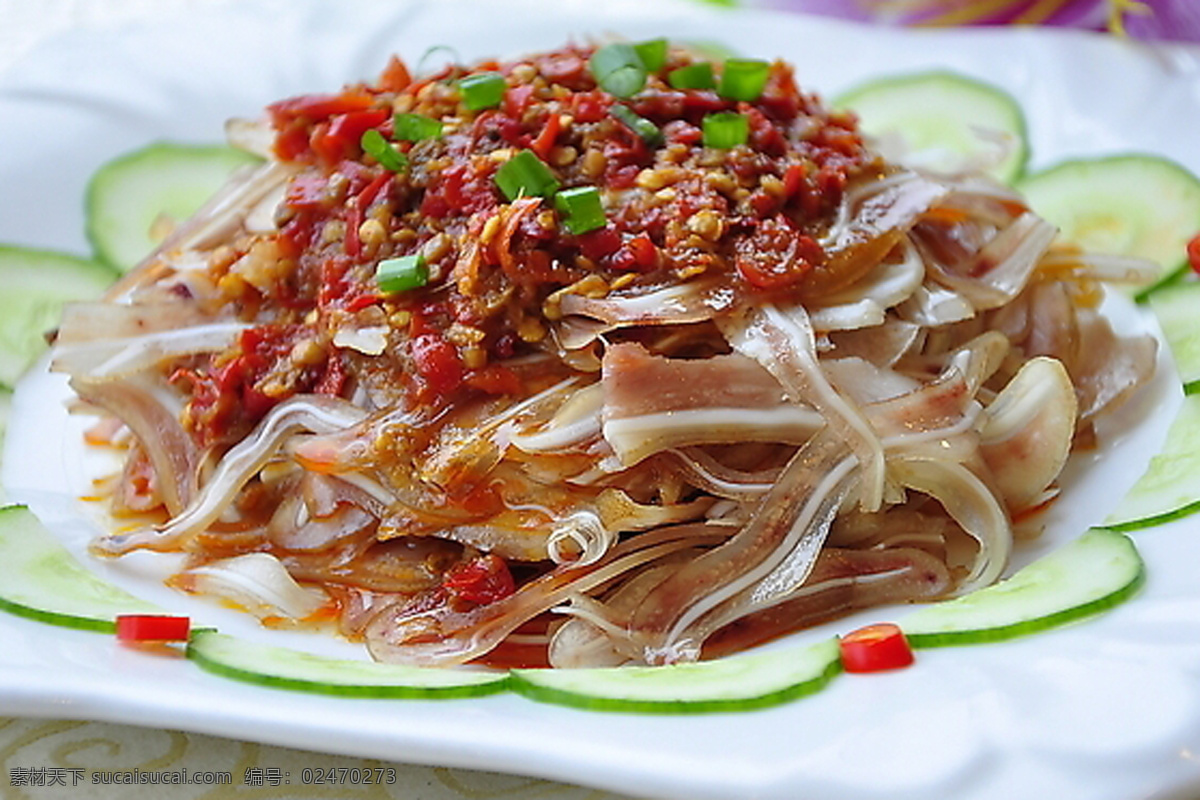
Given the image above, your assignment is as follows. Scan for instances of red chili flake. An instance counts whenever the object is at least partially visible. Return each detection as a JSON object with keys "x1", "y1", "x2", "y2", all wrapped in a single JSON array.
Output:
[
  {"x1": 734, "y1": 216, "x2": 824, "y2": 290},
  {"x1": 1189, "y1": 233, "x2": 1200, "y2": 275},
  {"x1": 274, "y1": 122, "x2": 313, "y2": 161},
  {"x1": 743, "y1": 104, "x2": 785, "y2": 156},
  {"x1": 284, "y1": 173, "x2": 329, "y2": 211},
  {"x1": 662, "y1": 120, "x2": 702, "y2": 146},
  {"x1": 530, "y1": 112, "x2": 561, "y2": 160},
  {"x1": 466, "y1": 365, "x2": 522, "y2": 396},
  {"x1": 570, "y1": 90, "x2": 611, "y2": 123},
  {"x1": 442, "y1": 554, "x2": 516, "y2": 606},
  {"x1": 315, "y1": 352, "x2": 347, "y2": 397},
  {"x1": 537, "y1": 53, "x2": 587, "y2": 85},
  {"x1": 781, "y1": 162, "x2": 807, "y2": 201},
  {"x1": 576, "y1": 225, "x2": 623, "y2": 261},
  {"x1": 609, "y1": 232, "x2": 659, "y2": 273},
  {"x1": 411, "y1": 333, "x2": 464, "y2": 395},
  {"x1": 504, "y1": 84, "x2": 537, "y2": 119}
]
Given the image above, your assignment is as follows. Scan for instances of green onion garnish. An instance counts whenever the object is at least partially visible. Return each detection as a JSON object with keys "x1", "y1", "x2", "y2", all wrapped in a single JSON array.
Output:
[
  {"x1": 668, "y1": 62, "x2": 716, "y2": 91},
  {"x1": 376, "y1": 253, "x2": 429, "y2": 294},
  {"x1": 360, "y1": 129, "x2": 409, "y2": 172},
  {"x1": 633, "y1": 38, "x2": 668, "y2": 72},
  {"x1": 457, "y1": 71, "x2": 507, "y2": 111},
  {"x1": 495, "y1": 149, "x2": 561, "y2": 201},
  {"x1": 702, "y1": 112, "x2": 749, "y2": 149},
  {"x1": 555, "y1": 186, "x2": 607, "y2": 235},
  {"x1": 610, "y1": 105, "x2": 663, "y2": 146},
  {"x1": 719, "y1": 58, "x2": 770, "y2": 102},
  {"x1": 394, "y1": 112, "x2": 443, "y2": 142},
  {"x1": 589, "y1": 43, "x2": 647, "y2": 99}
]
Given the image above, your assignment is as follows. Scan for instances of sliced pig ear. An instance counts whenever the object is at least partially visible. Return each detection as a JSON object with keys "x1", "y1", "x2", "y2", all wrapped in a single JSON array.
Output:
[{"x1": 980, "y1": 356, "x2": 1077, "y2": 514}]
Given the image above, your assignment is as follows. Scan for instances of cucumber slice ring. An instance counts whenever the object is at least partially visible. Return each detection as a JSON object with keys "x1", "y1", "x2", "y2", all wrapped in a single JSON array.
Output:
[
  {"x1": 187, "y1": 630, "x2": 510, "y2": 699},
  {"x1": 1149, "y1": 281, "x2": 1200, "y2": 395},
  {"x1": 509, "y1": 638, "x2": 841, "y2": 714},
  {"x1": 0, "y1": 245, "x2": 116, "y2": 388},
  {"x1": 85, "y1": 142, "x2": 263, "y2": 272},
  {"x1": 834, "y1": 70, "x2": 1029, "y2": 184},
  {"x1": 1102, "y1": 395, "x2": 1200, "y2": 532},
  {"x1": 1015, "y1": 154, "x2": 1200, "y2": 300},
  {"x1": 900, "y1": 529, "x2": 1143, "y2": 647},
  {"x1": 0, "y1": 505, "x2": 161, "y2": 632}
]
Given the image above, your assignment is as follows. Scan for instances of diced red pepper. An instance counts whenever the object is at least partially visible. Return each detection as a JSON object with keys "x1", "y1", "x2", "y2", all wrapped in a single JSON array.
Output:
[
  {"x1": 570, "y1": 90, "x2": 611, "y2": 124},
  {"x1": 662, "y1": 120, "x2": 702, "y2": 147},
  {"x1": 735, "y1": 216, "x2": 823, "y2": 291},
  {"x1": 315, "y1": 352, "x2": 347, "y2": 397},
  {"x1": 839, "y1": 623, "x2": 914, "y2": 673},
  {"x1": 116, "y1": 615, "x2": 191, "y2": 643},
  {"x1": 781, "y1": 162, "x2": 807, "y2": 201},
  {"x1": 530, "y1": 112, "x2": 561, "y2": 161},
  {"x1": 576, "y1": 225, "x2": 623, "y2": 261},
  {"x1": 609, "y1": 232, "x2": 659, "y2": 272},
  {"x1": 537, "y1": 53, "x2": 586, "y2": 85},
  {"x1": 1188, "y1": 233, "x2": 1200, "y2": 275},
  {"x1": 442, "y1": 554, "x2": 515, "y2": 605},
  {"x1": 311, "y1": 109, "x2": 390, "y2": 165},
  {"x1": 504, "y1": 84, "x2": 536, "y2": 119},
  {"x1": 268, "y1": 91, "x2": 375, "y2": 126},
  {"x1": 411, "y1": 333, "x2": 464, "y2": 394},
  {"x1": 378, "y1": 55, "x2": 412, "y2": 93}
]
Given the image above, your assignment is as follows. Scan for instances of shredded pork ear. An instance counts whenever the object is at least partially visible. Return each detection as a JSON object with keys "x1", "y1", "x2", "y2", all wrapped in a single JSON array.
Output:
[
  {"x1": 90, "y1": 396, "x2": 367, "y2": 556},
  {"x1": 717, "y1": 302, "x2": 887, "y2": 512},
  {"x1": 58, "y1": 44, "x2": 1162, "y2": 671}
]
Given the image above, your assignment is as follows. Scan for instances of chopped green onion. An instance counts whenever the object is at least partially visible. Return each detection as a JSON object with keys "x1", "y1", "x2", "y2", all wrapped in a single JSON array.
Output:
[
  {"x1": 360, "y1": 129, "x2": 408, "y2": 172},
  {"x1": 633, "y1": 38, "x2": 668, "y2": 72},
  {"x1": 702, "y1": 112, "x2": 749, "y2": 149},
  {"x1": 376, "y1": 253, "x2": 428, "y2": 294},
  {"x1": 394, "y1": 113, "x2": 443, "y2": 142},
  {"x1": 668, "y1": 62, "x2": 716, "y2": 90},
  {"x1": 457, "y1": 71, "x2": 507, "y2": 111},
  {"x1": 719, "y1": 58, "x2": 770, "y2": 102},
  {"x1": 589, "y1": 43, "x2": 647, "y2": 98},
  {"x1": 610, "y1": 105, "x2": 663, "y2": 146},
  {"x1": 495, "y1": 149, "x2": 561, "y2": 201},
  {"x1": 555, "y1": 186, "x2": 607, "y2": 235}
]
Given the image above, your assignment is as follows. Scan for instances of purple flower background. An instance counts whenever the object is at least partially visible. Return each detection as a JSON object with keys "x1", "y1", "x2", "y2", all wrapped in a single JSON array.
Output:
[{"x1": 750, "y1": 0, "x2": 1200, "y2": 42}]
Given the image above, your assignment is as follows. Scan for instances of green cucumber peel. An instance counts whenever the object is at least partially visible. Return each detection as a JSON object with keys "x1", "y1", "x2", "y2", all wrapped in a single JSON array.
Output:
[
  {"x1": 0, "y1": 245, "x2": 116, "y2": 388},
  {"x1": 0, "y1": 505, "x2": 161, "y2": 632},
  {"x1": 1149, "y1": 280, "x2": 1200, "y2": 393},
  {"x1": 1102, "y1": 394, "x2": 1200, "y2": 531},
  {"x1": 1016, "y1": 154, "x2": 1200, "y2": 299},
  {"x1": 834, "y1": 70, "x2": 1029, "y2": 184},
  {"x1": 86, "y1": 141, "x2": 263, "y2": 272},
  {"x1": 901, "y1": 528, "x2": 1143, "y2": 647},
  {"x1": 509, "y1": 638, "x2": 841, "y2": 714},
  {"x1": 186, "y1": 631, "x2": 510, "y2": 699}
]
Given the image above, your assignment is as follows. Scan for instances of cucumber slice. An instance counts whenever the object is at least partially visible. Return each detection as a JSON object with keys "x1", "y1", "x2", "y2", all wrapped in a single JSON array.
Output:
[
  {"x1": 901, "y1": 528, "x2": 1142, "y2": 646},
  {"x1": 186, "y1": 630, "x2": 509, "y2": 698},
  {"x1": 0, "y1": 245, "x2": 117, "y2": 388},
  {"x1": 1103, "y1": 395, "x2": 1200, "y2": 531},
  {"x1": 1016, "y1": 155, "x2": 1200, "y2": 299},
  {"x1": 834, "y1": 71, "x2": 1029, "y2": 184},
  {"x1": 86, "y1": 142, "x2": 263, "y2": 272},
  {"x1": 509, "y1": 638, "x2": 841, "y2": 714},
  {"x1": 1149, "y1": 280, "x2": 1200, "y2": 394},
  {"x1": 0, "y1": 505, "x2": 161, "y2": 632}
]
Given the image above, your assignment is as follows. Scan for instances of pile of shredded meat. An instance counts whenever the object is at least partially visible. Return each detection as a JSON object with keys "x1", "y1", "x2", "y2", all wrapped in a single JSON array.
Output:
[{"x1": 54, "y1": 42, "x2": 1157, "y2": 668}]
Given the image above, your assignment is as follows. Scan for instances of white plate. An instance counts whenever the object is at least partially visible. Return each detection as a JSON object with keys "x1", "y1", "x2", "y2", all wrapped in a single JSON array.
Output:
[{"x1": 3, "y1": 2, "x2": 1200, "y2": 798}]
